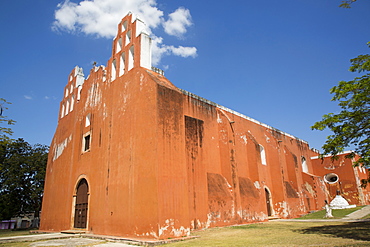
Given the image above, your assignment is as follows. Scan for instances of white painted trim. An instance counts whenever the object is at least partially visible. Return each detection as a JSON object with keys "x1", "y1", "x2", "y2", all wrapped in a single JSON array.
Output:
[
  {"x1": 140, "y1": 33, "x2": 152, "y2": 70},
  {"x1": 179, "y1": 88, "x2": 308, "y2": 144},
  {"x1": 310, "y1": 150, "x2": 355, "y2": 160}
]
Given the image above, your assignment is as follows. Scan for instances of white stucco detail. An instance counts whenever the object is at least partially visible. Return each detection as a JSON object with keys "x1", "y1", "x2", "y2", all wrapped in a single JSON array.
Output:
[
  {"x1": 77, "y1": 86, "x2": 82, "y2": 101},
  {"x1": 216, "y1": 112, "x2": 222, "y2": 123},
  {"x1": 240, "y1": 135, "x2": 248, "y2": 144},
  {"x1": 74, "y1": 66, "x2": 85, "y2": 87},
  {"x1": 265, "y1": 134, "x2": 270, "y2": 143},
  {"x1": 304, "y1": 182, "x2": 315, "y2": 196},
  {"x1": 276, "y1": 201, "x2": 289, "y2": 218},
  {"x1": 135, "y1": 17, "x2": 148, "y2": 37},
  {"x1": 254, "y1": 181, "x2": 261, "y2": 189},
  {"x1": 53, "y1": 135, "x2": 72, "y2": 161},
  {"x1": 85, "y1": 83, "x2": 102, "y2": 108},
  {"x1": 238, "y1": 210, "x2": 267, "y2": 221},
  {"x1": 329, "y1": 195, "x2": 356, "y2": 209},
  {"x1": 103, "y1": 103, "x2": 108, "y2": 119},
  {"x1": 158, "y1": 219, "x2": 190, "y2": 238},
  {"x1": 140, "y1": 33, "x2": 152, "y2": 70},
  {"x1": 139, "y1": 73, "x2": 145, "y2": 91}
]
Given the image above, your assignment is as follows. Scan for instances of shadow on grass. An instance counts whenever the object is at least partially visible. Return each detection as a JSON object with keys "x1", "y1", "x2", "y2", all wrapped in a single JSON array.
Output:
[{"x1": 296, "y1": 221, "x2": 370, "y2": 241}]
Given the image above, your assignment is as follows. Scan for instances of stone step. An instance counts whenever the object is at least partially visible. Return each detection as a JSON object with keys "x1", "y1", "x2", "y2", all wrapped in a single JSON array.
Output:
[{"x1": 61, "y1": 230, "x2": 87, "y2": 234}]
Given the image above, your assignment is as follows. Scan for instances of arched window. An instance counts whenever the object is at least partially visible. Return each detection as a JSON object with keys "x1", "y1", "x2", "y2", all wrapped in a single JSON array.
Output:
[
  {"x1": 119, "y1": 52, "x2": 125, "y2": 76},
  {"x1": 60, "y1": 103, "x2": 65, "y2": 118},
  {"x1": 111, "y1": 59, "x2": 117, "y2": 81},
  {"x1": 122, "y1": 21, "x2": 127, "y2": 32},
  {"x1": 126, "y1": 30, "x2": 131, "y2": 45},
  {"x1": 70, "y1": 95, "x2": 74, "y2": 112},
  {"x1": 128, "y1": 45, "x2": 134, "y2": 71},
  {"x1": 301, "y1": 157, "x2": 308, "y2": 173},
  {"x1": 259, "y1": 144, "x2": 267, "y2": 165},
  {"x1": 116, "y1": 37, "x2": 122, "y2": 53},
  {"x1": 65, "y1": 98, "x2": 70, "y2": 116}
]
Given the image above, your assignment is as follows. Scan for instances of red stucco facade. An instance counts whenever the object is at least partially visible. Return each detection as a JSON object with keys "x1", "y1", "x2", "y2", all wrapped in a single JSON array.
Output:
[{"x1": 40, "y1": 13, "x2": 370, "y2": 239}]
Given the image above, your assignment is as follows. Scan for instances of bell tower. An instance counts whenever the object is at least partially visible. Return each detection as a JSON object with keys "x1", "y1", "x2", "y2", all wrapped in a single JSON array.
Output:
[{"x1": 108, "y1": 12, "x2": 152, "y2": 82}]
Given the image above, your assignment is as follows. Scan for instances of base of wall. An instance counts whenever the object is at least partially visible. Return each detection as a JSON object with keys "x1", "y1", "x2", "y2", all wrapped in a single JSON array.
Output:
[{"x1": 70, "y1": 233, "x2": 199, "y2": 246}]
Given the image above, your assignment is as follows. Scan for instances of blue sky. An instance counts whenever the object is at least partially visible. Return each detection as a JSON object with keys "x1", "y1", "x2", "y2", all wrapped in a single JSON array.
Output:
[{"x1": 1, "y1": 0, "x2": 369, "y2": 151}]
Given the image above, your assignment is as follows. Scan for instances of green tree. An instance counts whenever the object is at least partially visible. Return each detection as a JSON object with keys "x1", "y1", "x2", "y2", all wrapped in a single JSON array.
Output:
[
  {"x1": 339, "y1": 0, "x2": 357, "y2": 8},
  {"x1": 0, "y1": 98, "x2": 16, "y2": 140},
  {"x1": 0, "y1": 138, "x2": 48, "y2": 221},
  {"x1": 311, "y1": 42, "x2": 370, "y2": 185}
]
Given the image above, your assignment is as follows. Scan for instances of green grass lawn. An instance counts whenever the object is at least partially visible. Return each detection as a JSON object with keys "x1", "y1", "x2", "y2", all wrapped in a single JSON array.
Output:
[
  {"x1": 0, "y1": 222, "x2": 369, "y2": 247},
  {"x1": 0, "y1": 230, "x2": 34, "y2": 238},
  {"x1": 297, "y1": 206, "x2": 365, "y2": 219},
  {"x1": 0, "y1": 243, "x2": 29, "y2": 247},
  {"x1": 164, "y1": 221, "x2": 370, "y2": 247},
  {"x1": 362, "y1": 214, "x2": 370, "y2": 219},
  {"x1": 0, "y1": 230, "x2": 35, "y2": 247}
]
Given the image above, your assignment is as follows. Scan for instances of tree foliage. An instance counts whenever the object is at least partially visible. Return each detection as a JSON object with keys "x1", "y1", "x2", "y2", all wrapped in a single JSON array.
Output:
[
  {"x1": 0, "y1": 98, "x2": 16, "y2": 139},
  {"x1": 312, "y1": 43, "x2": 370, "y2": 184},
  {"x1": 339, "y1": 0, "x2": 357, "y2": 8},
  {"x1": 0, "y1": 138, "x2": 48, "y2": 220}
]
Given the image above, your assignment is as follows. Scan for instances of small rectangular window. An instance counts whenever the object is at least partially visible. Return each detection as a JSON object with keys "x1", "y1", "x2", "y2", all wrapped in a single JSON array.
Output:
[{"x1": 83, "y1": 134, "x2": 91, "y2": 152}]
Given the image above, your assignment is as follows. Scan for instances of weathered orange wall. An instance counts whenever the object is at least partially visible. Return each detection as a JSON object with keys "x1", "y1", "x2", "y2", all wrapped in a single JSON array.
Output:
[
  {"x1": 311, "y1": 154, "x2": 370, "y2": 205},
  {"x1": 40, "y1": 13, "x2": 370, "y2": 240}
]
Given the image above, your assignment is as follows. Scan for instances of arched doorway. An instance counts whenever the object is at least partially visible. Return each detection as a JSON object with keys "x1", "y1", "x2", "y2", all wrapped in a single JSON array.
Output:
[
  {"x1": 265, "y1": 188, "x2": 272, "y2": 217},
  {"x1": 74, "y1": 178, "x2": 89, "y2": 229}
]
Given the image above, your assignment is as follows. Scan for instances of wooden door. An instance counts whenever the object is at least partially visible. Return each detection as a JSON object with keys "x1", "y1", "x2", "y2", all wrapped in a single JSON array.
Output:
[
  {"x1": 265, "y1": 188, "x2": 272, "y2": 216},
  {"x1": 74, "y1": 179, "x2": 89, "y2": 228}
]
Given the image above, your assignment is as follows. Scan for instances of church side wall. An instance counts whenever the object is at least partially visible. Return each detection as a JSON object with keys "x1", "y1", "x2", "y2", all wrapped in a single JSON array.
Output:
[
  {"x1": 177, "y1": 91, "x2": 323, "y2": 227},
  {"x1": 154, "y1": 85, "x2": 192, "y2": 238}
]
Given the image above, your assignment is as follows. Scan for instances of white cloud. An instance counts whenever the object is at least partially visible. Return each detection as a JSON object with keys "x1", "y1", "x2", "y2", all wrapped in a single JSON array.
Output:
[
  {"x1": 53, "y1": 0, "x2": 163, "y2": 37},
  {"x1": 150, "y1": 36, "x2": 197, "y2": 65},
  {"x1": 151, "y1": 36, "x2": 169, "y2": 66},
  {"x1": 24, "y1": 95, "x2": 33, "y2": 100},
  {"x1": 169, "y1": 46, "x2": 197, "y2": 58},
  {"x1": 163, "y1": 7, "x2": 192, "y2": 38},
  {"x1": 44, "y1": 96, "x2": 57, "y2": 100},
  {"x1": 52, "y1": 0, "x2": 197, "y2": 65}
]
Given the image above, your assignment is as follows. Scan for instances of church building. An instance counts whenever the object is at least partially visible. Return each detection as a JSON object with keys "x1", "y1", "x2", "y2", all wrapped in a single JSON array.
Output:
[{"x1": 40, "y1": 13, "x2": 370, "y2": 240}]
